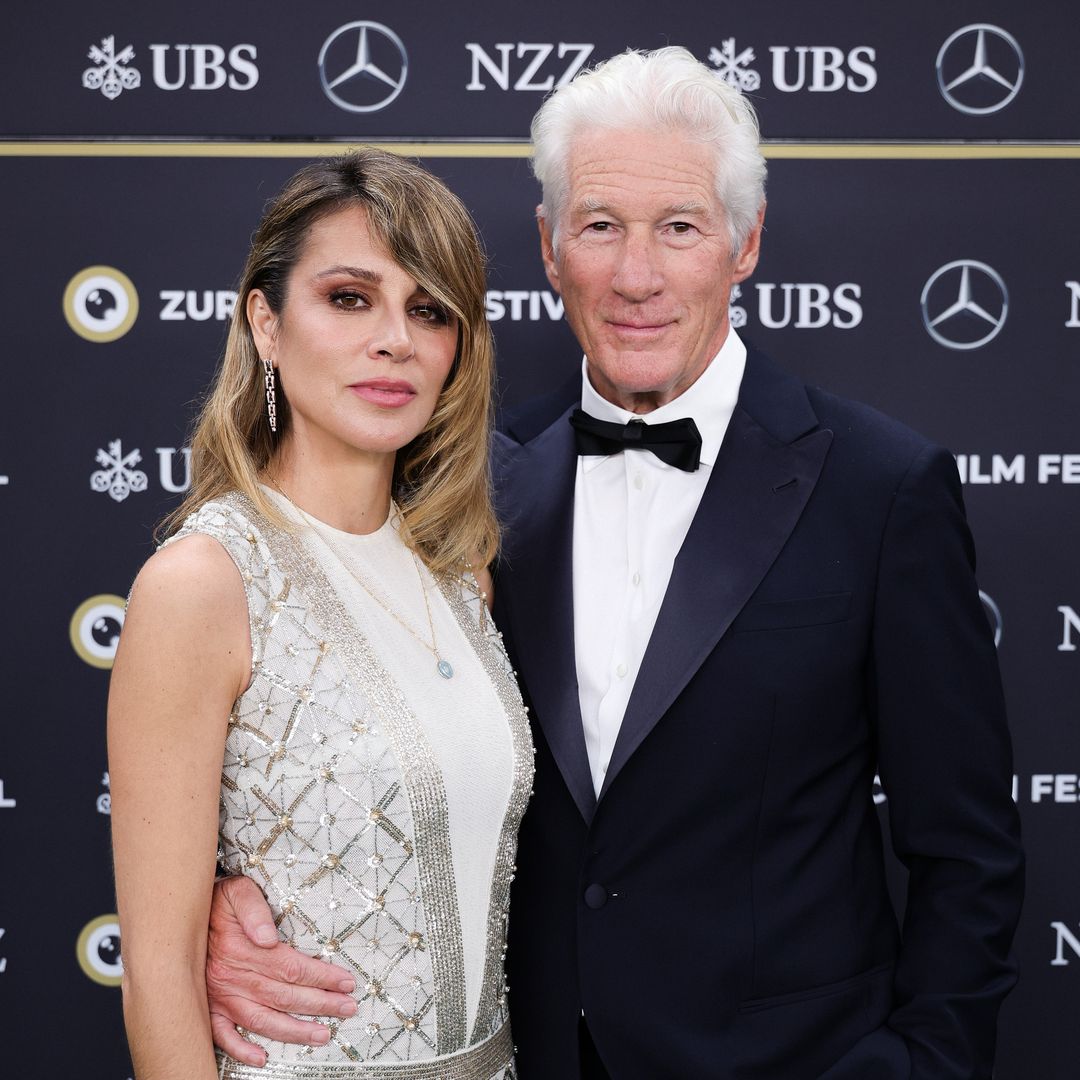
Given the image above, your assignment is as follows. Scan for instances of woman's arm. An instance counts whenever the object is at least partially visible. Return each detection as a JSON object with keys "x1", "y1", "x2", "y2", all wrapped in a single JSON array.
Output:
[{"x1": 108, "y1": 534, "x2": 251, "y2": 1080}]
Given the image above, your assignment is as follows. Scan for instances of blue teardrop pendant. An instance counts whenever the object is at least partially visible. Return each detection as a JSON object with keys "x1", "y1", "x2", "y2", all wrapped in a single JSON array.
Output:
[{"x1": 437, "y1": 659, "x2": 454, "y2": 679}]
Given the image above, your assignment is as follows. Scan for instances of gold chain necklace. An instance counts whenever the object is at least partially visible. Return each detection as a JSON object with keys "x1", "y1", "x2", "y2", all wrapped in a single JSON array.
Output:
[{"x1": 270, "y1": 484, "x2": 454, "y2": 680}]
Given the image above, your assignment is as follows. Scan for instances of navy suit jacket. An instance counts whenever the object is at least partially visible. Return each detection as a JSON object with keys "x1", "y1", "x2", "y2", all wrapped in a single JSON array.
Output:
[{"x1": 492, "y1": 347, "x2": 1023, "y2": 1079}]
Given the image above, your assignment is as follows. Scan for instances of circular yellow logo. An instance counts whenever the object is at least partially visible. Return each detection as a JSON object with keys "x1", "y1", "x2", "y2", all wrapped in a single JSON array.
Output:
[
  {"x1": 70, "y1": 594, "x2": 127, "y2": 669},
  {"x1": 63, "y1": 265, "x2": 139, "y2": 342},
  {"x1": 77, "y1": 914, "x2": 123, "y2": 987}
]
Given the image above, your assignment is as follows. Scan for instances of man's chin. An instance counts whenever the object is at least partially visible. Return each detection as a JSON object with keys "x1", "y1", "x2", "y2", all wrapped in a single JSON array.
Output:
[{"x1": 586, "y1": 355, "x2": 686, "y2": 408}]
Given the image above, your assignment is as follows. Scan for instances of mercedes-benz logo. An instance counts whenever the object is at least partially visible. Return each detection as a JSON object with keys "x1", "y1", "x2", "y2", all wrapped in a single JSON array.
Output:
[
  {"x1": 318, "y1": 22, "x2": 408, "y2": 114},
  {"x1": 920, "y1": 260, "x2": 1008, "y2": 351},
  {"x1": 936, "y1": 24, "x2": 1024, "y2": 115}
]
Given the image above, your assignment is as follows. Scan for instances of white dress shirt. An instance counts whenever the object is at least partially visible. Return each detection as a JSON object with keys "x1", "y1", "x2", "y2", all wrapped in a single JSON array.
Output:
[{"x1": 572, "y1": 331, "x2": 747, "y2": 796}]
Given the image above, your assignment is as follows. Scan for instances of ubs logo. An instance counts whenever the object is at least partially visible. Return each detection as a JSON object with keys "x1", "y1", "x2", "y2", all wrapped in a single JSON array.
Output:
[
  {"x1": 707, "y1": 37, "x2": 876, "y2": 93},
  {"x1": 63, "y1": 266, "x2": 139, "y2": 343},
  {"x1": 936, "y1": 25, "x2": 1024, "y2": 115},
  {"x1": 82, "y1": 36, "x2": 258, "y2": 97},
  {"x1": 318, "y1": 22, "x2": 407, "y2": 113},
  {"x1": 89, "y1": 441, "x2": 192, "y2": 501},
  {"x1": 920, "y1": 260, "x2": 1008, "y2": 350},
  {"x1": 82, "y1": 36, "x2": 140, "y2": 99}
]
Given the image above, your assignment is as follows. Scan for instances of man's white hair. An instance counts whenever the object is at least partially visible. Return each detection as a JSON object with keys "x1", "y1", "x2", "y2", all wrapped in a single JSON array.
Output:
[{"x1": 531, "y1": 46, "x2": 767, "y2": 257}]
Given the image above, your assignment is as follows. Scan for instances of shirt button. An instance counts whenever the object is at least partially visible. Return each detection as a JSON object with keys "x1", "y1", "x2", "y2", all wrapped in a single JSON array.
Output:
[
  {"x1": 615, "y1": 662, "x2": 627, "y2": 678},
  {"x1": 631, "y1": 572, "x2": 641, "y2": 586},
  {"x1": 633, "y1": 473, "x2": 644, "y2": 490},
  {"x1": 584, "y1": 884, "x2": 608, "y2": 909}
]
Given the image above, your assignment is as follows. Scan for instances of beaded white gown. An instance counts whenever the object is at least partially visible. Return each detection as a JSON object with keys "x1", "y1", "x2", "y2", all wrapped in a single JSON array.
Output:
[{"x1": 168, "y1": 492, "x2": 533, "y2": 1080}]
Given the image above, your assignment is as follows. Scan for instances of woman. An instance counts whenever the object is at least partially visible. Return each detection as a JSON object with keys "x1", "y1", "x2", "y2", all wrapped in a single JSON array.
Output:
[{"x1": 108, "y1": 150, "x2": 532, "y2": 1080}]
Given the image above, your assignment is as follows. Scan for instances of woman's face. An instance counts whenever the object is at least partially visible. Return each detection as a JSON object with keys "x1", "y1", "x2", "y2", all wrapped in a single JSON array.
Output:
[{"x1": 249, "y1": 205, "x2": 458, "y2": 465}]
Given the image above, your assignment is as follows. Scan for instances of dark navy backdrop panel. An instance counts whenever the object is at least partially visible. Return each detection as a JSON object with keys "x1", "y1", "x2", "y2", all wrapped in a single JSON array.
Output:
[{"x1": 2, "y1": 4, "x2": 1077, "y2": 1077}]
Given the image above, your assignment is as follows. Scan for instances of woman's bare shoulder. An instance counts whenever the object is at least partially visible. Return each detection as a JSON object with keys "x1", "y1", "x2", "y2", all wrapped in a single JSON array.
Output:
[
  {"x1": 118, "y1": 533, "x2": 251, "y2": 698},
  {"x1": 130, "y1": 532, "x2": 246, "y2": 615}
]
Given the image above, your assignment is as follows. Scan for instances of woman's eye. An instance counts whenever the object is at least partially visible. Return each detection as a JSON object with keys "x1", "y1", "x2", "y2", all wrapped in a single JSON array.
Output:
[
  {"x1": 330, "y1": 290, "x2": 365, "y2": 309},
  {"x1": 412, "y1": 303, "x2": 449, "y2": 324}
]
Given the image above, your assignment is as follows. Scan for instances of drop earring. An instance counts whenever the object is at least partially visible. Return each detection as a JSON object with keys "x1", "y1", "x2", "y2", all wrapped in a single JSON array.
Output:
[{"x1": 261, "y1": 358, "x2": 277, "y2": 433}]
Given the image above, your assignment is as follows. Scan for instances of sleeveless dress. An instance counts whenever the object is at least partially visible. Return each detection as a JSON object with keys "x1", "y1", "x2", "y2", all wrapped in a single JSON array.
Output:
[{"x1": 168, "y1": 492, "x2": 533, "y2": 1080}]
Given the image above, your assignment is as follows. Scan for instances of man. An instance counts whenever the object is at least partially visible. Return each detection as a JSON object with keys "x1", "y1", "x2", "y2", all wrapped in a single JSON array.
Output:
[{"x1": 204, "y1": 47, "x2": 1023, "y2": 1078}]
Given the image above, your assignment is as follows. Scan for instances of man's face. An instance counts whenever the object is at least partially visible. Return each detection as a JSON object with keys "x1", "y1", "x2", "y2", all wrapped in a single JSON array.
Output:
[{"x1": 539, "y1": 127, "x2": 762, "y2": 414}]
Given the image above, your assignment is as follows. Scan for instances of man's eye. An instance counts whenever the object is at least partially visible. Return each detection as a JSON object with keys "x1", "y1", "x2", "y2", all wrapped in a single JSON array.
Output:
[
  {"x1": 587, "y1": 221, "x2": 611, "y2": 232},
  {"x1": 670, "y1": 222, "x2": 693, "y2": 234}
]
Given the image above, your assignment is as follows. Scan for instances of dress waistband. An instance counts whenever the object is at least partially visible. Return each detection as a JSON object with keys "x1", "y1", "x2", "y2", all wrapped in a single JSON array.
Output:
[{"x1": 217, "y1": 1021, "x2": 513, "y2": 1080}]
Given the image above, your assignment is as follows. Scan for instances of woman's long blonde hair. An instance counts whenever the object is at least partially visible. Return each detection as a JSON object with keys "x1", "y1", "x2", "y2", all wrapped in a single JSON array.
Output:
[{"x1": 160, "y1": 149, "x2": 499, "y2": 576}]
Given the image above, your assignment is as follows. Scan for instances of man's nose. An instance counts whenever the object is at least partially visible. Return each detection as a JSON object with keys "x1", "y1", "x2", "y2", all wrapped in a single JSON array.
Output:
[{"x1": 611, "y1": 234, "x2": 663, "y2": 301}]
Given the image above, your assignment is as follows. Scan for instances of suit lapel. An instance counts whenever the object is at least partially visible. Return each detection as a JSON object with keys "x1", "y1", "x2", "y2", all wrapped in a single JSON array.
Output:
[
  {"x1": 497, "y1": 412, "x2": 597, "y2": 823},
  {"x1": 599, "y1": 352, "x2": 833, "y2": 800}
]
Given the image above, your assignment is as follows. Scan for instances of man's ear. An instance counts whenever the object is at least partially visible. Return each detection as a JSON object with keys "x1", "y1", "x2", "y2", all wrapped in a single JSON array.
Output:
[
  {"x1": 247, "y1": 289, "x2": 278, "y2": 359},
  {"x1": 537, "y1": 209, "x2": 560, "y2": 294},
  {"x1": 732, "y1": 203, "x2": 766, "y2": 284}
]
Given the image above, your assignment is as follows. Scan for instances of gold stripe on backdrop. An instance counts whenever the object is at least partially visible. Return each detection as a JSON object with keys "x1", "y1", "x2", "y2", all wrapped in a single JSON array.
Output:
[{"x1": 2, "y1": 141, "x2": 1080, "y2": 160}]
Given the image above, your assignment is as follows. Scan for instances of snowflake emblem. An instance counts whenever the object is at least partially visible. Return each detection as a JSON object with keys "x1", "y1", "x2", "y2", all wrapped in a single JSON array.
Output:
[
  {"x1": 729, "y1": 284, "x2": 747, "y2": 329},
  {"x1": 82, "y1": 36, "x2": 141, "y2": 100},
  {"x1": 91, "y1": 440, "x2": 148, "y2": 502},
  {"x1": 708, "y1": 38, "x2": 761, "y2": 92}
]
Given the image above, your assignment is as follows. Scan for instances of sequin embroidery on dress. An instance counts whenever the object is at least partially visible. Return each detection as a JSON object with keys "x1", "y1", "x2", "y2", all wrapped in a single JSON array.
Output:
[{"x1": 167, "y1": 494, "x2": 532, "y2": 1080}]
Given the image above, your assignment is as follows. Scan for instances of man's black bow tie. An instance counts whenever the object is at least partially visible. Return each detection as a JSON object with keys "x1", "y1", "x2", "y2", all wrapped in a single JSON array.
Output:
[{"x1": 569, "y1": 408, "x2": 702, "y2": 472}]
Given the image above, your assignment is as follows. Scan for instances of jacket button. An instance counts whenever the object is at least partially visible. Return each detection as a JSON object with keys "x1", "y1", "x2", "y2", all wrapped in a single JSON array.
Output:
[{"x1": 584, "y1": 884, "x2": 607, "y2": 909}]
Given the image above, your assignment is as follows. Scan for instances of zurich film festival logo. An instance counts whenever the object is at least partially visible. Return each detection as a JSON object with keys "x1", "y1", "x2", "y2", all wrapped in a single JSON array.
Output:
[
  {"x1": 70, "y1": 594, "x2": 126, "y2": 669},
  {"x1": 318, "y1": 22, "x2": 407, "y2": 113},
  {"x1": 64, "y1": 266, "x2": 139, "y2": 343},
  {"x1": 77, "y1": 915, "x2": 123, "y2": 987},
  {"x1": 921, "y1": 260, "x2": 1008, "y2": 350},
  {"x1": 485, "y1": 289, "x2": 564, "y2": 322},
  {"x1": 936, "y1": 25, "x2": 1023, "y2": 115}
]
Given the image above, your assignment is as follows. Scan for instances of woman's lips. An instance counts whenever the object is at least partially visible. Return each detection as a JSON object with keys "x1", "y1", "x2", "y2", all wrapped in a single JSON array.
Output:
[{"x1": 349, "y1": 379, "x2": 417, "y2": 407}]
